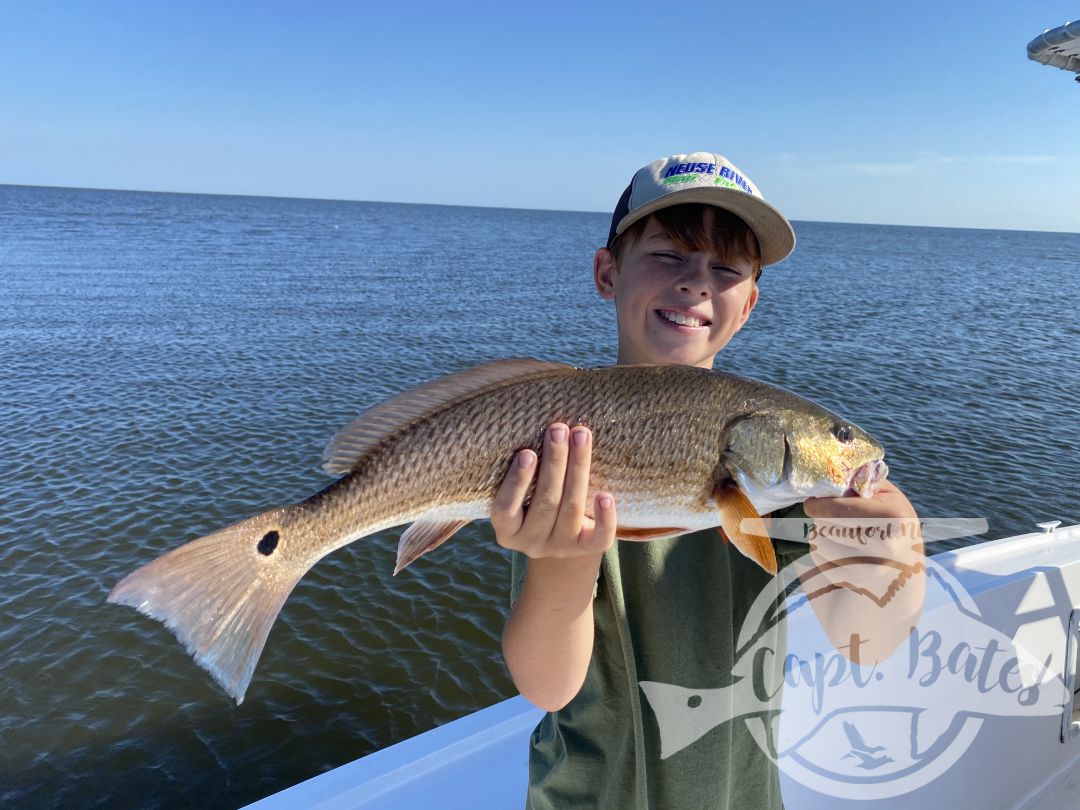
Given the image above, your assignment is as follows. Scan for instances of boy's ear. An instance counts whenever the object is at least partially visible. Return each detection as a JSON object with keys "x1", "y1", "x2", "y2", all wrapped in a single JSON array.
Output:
[
  {"x1": 594, "y1": 248, "x2": 617, "y2": 300},
  {"x1": 738, "y1": 283, "x2": 760, "y2": 328}
]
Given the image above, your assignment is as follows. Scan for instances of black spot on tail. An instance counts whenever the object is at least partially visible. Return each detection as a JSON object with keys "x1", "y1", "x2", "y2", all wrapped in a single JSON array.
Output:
[
  {"x1": 687, "y1": 694, "x2": 702, "y2": 709},
  {"x1": 257, "y1": 531, "x2": 280, "y2": 556}
]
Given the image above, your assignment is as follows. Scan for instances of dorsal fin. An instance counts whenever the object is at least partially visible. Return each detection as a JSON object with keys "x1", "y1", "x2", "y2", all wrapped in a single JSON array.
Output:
[{"x1": 322, "y1": 358, "x2": 575, "y2": 475}]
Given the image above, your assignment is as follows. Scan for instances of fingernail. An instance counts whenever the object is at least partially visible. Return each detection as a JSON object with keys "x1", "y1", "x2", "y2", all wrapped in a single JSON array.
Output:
[
  {"x1": 517, "y1": 451, "x2": 535, "y2": 469},
  {"x1": 571, "y1": 428, "x2": 588, "y2": 447},
  {"x1": 549, "y1": 426, "x2": 567, "y2": 444},
  {"x1": 598, "y1": 495, "x2": 613, "y2": 510}
]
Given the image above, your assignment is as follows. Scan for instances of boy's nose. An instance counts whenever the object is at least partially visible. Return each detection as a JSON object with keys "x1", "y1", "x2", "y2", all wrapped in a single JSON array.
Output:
[
  {"x1": 676, "y1": 260, "x2": 711, "y2": 298},
  {"x1": 677, "y1": 280, "x2": 710, "y2": 298}
]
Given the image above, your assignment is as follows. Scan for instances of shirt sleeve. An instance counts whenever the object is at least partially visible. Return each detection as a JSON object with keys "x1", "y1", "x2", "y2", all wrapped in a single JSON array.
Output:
[{"x1": 768, "y1": 501, "x2": 813, "y2": 568}]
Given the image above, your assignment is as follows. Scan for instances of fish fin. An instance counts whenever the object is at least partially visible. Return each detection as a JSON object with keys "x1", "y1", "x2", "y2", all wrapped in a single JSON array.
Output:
[
  {"x1": 323, "y1": 359, "x2": 575, "y2": 475},
  {"x1": 107, "y1": 510, "x2": 310, "y2": 704},
  {"x1": 616, "y1": 526, "x2": 686, "y2": 541},
  {"x1": 394, "y1": 519, "x2": 470, "y2": 575},
  {"x1": 715, "y1": 484, "x2": 778, "y2": 575}
]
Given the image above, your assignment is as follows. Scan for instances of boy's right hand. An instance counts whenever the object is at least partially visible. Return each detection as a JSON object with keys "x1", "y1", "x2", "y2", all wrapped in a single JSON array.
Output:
[{"x1": 492, "y1": 423, "x2": 617, "y2": 559}]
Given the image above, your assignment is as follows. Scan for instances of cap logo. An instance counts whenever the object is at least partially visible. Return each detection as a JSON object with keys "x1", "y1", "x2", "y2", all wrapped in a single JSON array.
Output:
[
  {"x1": 662, "y1": 163, "x2": 715, "y2": 186},
  {"x1": 713, "y1": 166, "x2": 753, "y2": 195},
  {"x1": 660, "y1": 162, "x2": 754, "y2": 195}
]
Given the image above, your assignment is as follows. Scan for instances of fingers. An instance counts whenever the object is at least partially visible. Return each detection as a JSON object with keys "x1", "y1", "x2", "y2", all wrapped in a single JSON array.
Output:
[
  {"x1": 552, "y1": 427, "x2": 592, "y2": 541},
  {"x1": 527, "y1": 423, "x2": 571, "y2": 538},
  {"x1": 804, "y1": 480, "x2": 912, "y2": 521},
  {"x1": 580, "y1": 492, "x2": 617, "y2": 554},
  {"x1": 803, "y1": 480, "x2": 924, "y2": 566},
  {"x1": 491, "y1": 448, "x2": 537, "y2": 540},
  {"x1": 492, "y1": 423, "x2": 615, "y2": 559}
]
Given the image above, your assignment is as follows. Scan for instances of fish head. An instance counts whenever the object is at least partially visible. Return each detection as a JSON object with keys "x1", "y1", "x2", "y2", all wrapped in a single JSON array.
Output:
[{"x1": 724, "y1": 407, "x2": 887, "y2": 515}]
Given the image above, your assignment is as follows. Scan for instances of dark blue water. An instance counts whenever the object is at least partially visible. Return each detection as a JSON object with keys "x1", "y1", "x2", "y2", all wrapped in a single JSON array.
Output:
[{"x1": 1, "y1": 185, "x2": 1077, "y2": 808}]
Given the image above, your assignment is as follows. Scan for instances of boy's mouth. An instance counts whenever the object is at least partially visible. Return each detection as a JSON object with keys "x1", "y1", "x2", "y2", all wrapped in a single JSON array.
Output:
[{"x1": 655, "y1": 309, "x2": 711, "y2": 329}]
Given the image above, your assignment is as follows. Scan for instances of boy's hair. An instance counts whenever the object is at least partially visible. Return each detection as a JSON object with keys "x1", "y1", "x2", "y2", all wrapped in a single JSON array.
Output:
[{"x1": 609, "y1": 204, "x2": 763, "y2": 281}]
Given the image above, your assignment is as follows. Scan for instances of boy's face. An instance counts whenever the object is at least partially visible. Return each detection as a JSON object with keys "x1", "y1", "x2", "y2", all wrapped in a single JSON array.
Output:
[{"x1": 594, "y1": 208, "x2": 759, "y2": 368}]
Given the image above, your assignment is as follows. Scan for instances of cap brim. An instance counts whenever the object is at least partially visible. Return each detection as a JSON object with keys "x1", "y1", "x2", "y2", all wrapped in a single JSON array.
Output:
[{"x1": 614, "y1": 187, "x2": 796, "y2": 267}]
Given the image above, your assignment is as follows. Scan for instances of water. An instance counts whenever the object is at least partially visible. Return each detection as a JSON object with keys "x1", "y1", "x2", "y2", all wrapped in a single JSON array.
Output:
[{"x1": 1, "y1": 185, "x2": 1077, "y2": 808}]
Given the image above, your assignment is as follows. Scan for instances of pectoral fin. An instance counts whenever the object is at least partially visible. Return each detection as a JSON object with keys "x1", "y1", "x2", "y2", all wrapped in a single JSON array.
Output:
[
  {"x1": 395, "y1": 519, "x2": 469, "y2": 575},
  {"x1": 715, "y1": 484, "x2": 778, "y2": 575}
]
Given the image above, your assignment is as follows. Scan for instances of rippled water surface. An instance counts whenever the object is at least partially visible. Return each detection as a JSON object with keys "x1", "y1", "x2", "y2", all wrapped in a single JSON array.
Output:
[{"x1": 1, "y1": 185, "x2": 1077, "y2": 808}]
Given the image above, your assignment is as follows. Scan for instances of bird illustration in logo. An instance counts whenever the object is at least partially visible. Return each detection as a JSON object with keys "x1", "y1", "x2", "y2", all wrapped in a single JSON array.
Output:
[{"x1": 840, "y1": 720, "x2": 893, "y2": 769}]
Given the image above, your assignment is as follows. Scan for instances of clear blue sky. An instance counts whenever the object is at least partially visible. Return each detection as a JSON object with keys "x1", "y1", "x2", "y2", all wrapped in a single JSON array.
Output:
[{"x1": 2, "y1": 1, "x2": 1077, "y2": 232}]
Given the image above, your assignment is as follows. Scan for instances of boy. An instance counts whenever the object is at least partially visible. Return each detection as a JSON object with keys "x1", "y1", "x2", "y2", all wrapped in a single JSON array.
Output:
[{"x1": 493, "y1": 152, "x2": 923, "y2": 809}]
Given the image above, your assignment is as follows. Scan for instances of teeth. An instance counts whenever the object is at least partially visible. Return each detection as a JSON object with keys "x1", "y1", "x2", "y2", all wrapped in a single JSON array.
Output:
[{"x1": 660, "y1": 311, "x2": 704, "y2": 327}]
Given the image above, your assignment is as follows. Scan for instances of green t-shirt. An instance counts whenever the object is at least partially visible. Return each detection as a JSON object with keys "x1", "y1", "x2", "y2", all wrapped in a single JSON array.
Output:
[{"x1": 510, "y1": 505, "x2": 808, "y2": 810}]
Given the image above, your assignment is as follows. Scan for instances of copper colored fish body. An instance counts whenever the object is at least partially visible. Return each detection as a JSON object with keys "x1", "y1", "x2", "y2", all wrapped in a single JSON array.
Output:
[{"x1": 108, "y1": 359, "x2": 887, "y2": 702}]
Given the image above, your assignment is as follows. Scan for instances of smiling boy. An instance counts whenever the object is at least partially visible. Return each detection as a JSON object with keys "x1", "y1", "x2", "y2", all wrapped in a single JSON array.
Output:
[{"x1": 495, "y1": 152, "x2": 922, "y2": 809}]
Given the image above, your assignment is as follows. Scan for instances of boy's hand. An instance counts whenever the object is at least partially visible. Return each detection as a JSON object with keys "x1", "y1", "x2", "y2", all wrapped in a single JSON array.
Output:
[
  {"x1": 499, "y1": 424, "x2": 614, "y2": 710},
  {"x1": 803, "y1": 478, "x2": 917, "y2": 526},
  {"x1": 802, "y1": 479, "x2": 925, "y2": 580},
  {"x1": 492, "y1": 423, "x2": 617, "y2": 559},
  {"x1": 800, "y1": 480, "x2": 926, "y2": 664}
]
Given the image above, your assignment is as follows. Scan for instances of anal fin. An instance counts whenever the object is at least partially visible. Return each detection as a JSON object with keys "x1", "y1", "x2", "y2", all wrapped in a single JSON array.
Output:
[
  {"x1": 715, "y1": 484, "x2": 778, "y2": 575},
  {"x1": 395, "y1": 519, "x2": 469, "y2": 575}
]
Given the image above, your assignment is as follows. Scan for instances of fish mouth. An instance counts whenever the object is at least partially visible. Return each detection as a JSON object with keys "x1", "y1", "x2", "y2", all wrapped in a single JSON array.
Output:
[
  {"x1": 655, "y1": 308, "x2": 712, "y2": 329},
  {"x1": 847, "y1": 459, "x2": 889, "y2": 497}
]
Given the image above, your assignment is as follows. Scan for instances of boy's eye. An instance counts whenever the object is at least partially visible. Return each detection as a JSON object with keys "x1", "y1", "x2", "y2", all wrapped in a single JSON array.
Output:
[{"x1": 652, "y1": 251, "x2": 682, "y2": 263}]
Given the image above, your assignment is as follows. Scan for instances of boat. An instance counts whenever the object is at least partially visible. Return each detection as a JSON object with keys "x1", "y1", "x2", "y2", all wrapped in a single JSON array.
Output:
[
  {"x1": 1028, "y1": 20, "x2": 1080, "y2": 81},
  {"x1": 243, "y1": 521, "x2": 1080, "y2": 809}
]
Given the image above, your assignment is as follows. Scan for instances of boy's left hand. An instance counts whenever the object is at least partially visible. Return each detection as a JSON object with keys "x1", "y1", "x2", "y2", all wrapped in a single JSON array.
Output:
[
  {"x1": 803, "y1": 478, "x2": 917, "y2": 524},
  {"x1": 799, "y1": 481, "x2": 926, "y2": 664},
  {"x1": 802, "y1": 479, "x2": 925, "y2": 570}
]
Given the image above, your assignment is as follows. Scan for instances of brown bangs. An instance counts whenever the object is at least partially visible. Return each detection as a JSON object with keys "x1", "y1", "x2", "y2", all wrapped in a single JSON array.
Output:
[{"x1": 611, "y1": 204, "x2": 763, "y2": 279}]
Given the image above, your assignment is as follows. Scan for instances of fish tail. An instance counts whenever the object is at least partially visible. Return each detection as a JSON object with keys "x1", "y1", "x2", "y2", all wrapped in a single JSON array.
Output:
[{"x1": 107, "y1": 512, "x2": 310, "y2": 704}]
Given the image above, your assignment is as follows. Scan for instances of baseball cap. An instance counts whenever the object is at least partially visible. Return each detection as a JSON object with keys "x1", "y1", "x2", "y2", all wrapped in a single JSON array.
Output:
[{"x1": 606, "y1": 152, "x2": 796, "y2": 266}]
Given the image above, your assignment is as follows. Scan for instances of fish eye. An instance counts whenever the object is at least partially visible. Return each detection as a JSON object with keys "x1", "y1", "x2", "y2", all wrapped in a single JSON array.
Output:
[{"x1": 835, "y1": 425, "x2": 854, "y2": 443}]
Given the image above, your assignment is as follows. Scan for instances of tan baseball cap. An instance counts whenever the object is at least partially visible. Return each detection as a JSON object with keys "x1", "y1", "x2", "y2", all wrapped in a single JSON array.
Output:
[{"x1": 606, "y1": 151, "x2": 796, "y2": 266}]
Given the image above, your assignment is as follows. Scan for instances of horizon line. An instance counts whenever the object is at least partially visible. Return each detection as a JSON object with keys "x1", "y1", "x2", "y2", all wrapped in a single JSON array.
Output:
[{"x1": 3, "y1": 181, "x2": 1077, "y2": 237}]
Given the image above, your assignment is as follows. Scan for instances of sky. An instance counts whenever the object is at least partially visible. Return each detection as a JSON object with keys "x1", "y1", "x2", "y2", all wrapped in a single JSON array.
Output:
[{"x1": 2, "y1": 1, "x2": 1078, "y2": 232}]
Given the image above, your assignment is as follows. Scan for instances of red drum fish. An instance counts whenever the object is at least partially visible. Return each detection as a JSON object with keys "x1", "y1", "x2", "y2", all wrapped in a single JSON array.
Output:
[{"x1": 108, "y1": 359, "x2": 888, "y2": 702}]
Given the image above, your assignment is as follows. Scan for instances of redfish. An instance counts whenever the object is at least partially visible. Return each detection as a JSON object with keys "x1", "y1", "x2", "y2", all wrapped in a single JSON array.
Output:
[{"x1": 108, "y1": 359, "x2": 888, "y2": 702}]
